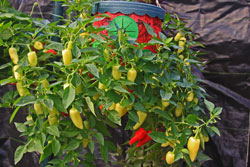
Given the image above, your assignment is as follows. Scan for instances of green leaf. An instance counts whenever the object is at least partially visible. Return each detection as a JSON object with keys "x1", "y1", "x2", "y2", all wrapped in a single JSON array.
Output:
[
  {"x1": 133, "y1": 103, "x2": 146, "y2": 112},
  {"x1": 204, "y1": 99, "x2": 215, "y2": 112},
  {"x1": 52, "y1": 140, "x2": 61, "y2": 156},
  {"x1": 63, "y1": 151, "x2": 74, "y2": 163},
  {"x1": 88, "y1": 140, "x2": 95, "y2": 154},
  {"x1": 94, "y1": 132, "x2": 104, "y2": 146},
  {"x1": 85, "y1": 97, "x2": 96, "y2": 117},
  {"x1": 14, "y1": 145, "x2": 26, "y2": 164},
  {"x1": 152, "y1": 108, "x2": 171, "y2": 120},
  {"x1": 148, "y1": 131, "x2": 167, "y2": 143},
  {"x1": 211, "y1": 126, "x2": 220, "y2": 136},
  {"x1": 197, "y1": 151, "x2": 212, "y2": 161},
  {"x1": 89, "y1": 33, "x2": 106, "y2": 43},
  {"x1": 106, "y1": 90, "x2": 121, "y2": 103},
  {"x1": 0, "y1": 77, "x2": 15, "y2": 86},
  {"x1": 160, "y1": 89, "x2": 172, "y2": 100},
  {"x1": 95, "y1": 121, "x2": 111, "y2": 137},
  {"x1": 213, "y1": 107, "x2": 222, "y2": 116},
  {"x1": 143, "y1": 22, "x2": 156, "y2": 37},
  {"x1": 46, "y1": 42, "x2": 64, "y2": 51},
  {"x1": 185, "y1": 114, "x2": 198, "y2": 124},
  {"x1": 65, "y1": 139, "x2": 80, "y2": 151},
  {"x1": 71, "y1": 73, "x2": 82, "y2": 87},
  {"x1": 86, "y1": 64, "x2": 99, "y2": 78},
  {"x1": 174, "y1": 151, "x2": 183, "y2": 161},
  {"x1": 72, "y1": 44, "x2": 81, "y2": 58},
  {"x1": 15, "y1": 96, "x2": 36, "y2": 106},
  {"x1": 47, "y1": 94, "x2": 66, "y2": 113},
  {"x1": 107, "y1": 110, "x2": 121, "y2": 126},
  {"x1": 46, "y1": 125, "x2": 60, "y2": 137},
  {"x1": 128, "y1": 110, "x2": 139, "y2": 123},
  {"x1": 63, "y1": 86, "x2": 75, "y2": 109},
  {"x1": 61, "y1": 130, "x2": 79, "y2": 137},
  {"x1": 43, "y1": 98, "x2": 54, "y2": 110},
  {"x1": 113, "y1": 85, "x2": 129, "y2": 93},
  {"x1": 14, "y1": 122, "x2": 27, "y2": 133},
  {"x1": 9, "y1": 106, "x2": 21, "y2": 123},
  {"x1": 100, "y1": 143, "x2": 108, "y2": 162},
  {"x1": 0, "y1": 62, "x2": 11, "y2": 70},
  {"x1": 31, "y1": 139, "x2": 43, "y2": 154},
  {"x1": 39, "y1": 143, "x2": 52, "y2": 163},
  {"x1": 181, "y1": 148, "x2": 189, "y2": 154}
]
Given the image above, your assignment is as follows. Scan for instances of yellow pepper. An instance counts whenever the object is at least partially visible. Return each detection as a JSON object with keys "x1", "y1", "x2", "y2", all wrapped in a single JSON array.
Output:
[
  {"x1": 16, "y1": 82, "x2": 30, "y2": 96},
  {"x1": 187, "y1": 136, "x2": 200, "y2": 162},
  {"x1": 13, "y1": 65, "x2": 21, "y2": 80},
  {"x1": 9, "y1": 47, "x2": 19, "y2": 64},
  {"x1": 28, "y1": 51, "x2": 38, "y2": 67},
  {"x1": 133, "y1": 111, "x2": 147, "y2": 130},
  {"x1": 34, "y1": 41, "x2": 44, "y2": 50},
  {"x1": 112, "y1": 65, "x2": 121, "y2": 80},
  {"x1": 166, "y1": 151, "x2": 175, "y2": 164},
  {"x1": 127, "y1": 68, "x2": 137, "y2": 82},
  {"x1": 69, "y1": 108, "x2": 83, "y2": 129},
  {"x1": 34, "y1": 102, "x2": 44, "y2": 115}
]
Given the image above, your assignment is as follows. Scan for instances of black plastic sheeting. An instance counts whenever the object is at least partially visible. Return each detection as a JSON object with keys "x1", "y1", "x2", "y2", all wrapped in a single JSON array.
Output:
[{"x1": 1, "y1": 0, "x2": 250, "y2": 167}]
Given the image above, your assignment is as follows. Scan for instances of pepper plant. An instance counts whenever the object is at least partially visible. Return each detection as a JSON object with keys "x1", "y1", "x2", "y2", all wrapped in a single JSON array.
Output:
[{"x1": 0, "y1": 0, "x2": 221, "y2": 167}]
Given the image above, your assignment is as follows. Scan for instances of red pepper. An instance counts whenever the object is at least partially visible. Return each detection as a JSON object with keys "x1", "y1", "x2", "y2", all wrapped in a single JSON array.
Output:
[
  {"x1": 128, "y1": 89, "x2": 138, "y2": 98},
  {"x1": 136, "y1": 130, "x2": 152, "y2": 147},
  {"x1": 99, "y1": 104, "x2": 103, "y2": 111},
  {"x1": 88, "y1": 72, "x2": 94, "y2": 78},
  {"x1": 62, "y1": 112, "x2": 69, "y2": 117},
  {"x1": 129, "y1": 128, "x2": 147, "y2": 145},
  {"x1": 119, "y1": 57, "x2": 125, "y2": 66},
  {"x1": 47, "y1": 49, "x2": 57, "y2": 55}
]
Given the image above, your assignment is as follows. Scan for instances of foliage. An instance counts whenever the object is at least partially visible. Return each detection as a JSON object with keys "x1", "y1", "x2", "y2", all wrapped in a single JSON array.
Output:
[{"x1": 0, "y1": 0, "x2": 221, "y2": 166}]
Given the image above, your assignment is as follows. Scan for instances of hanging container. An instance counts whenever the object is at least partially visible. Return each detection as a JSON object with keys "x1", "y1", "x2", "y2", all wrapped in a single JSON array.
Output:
[{"x1": 91, "y1": 0, "x2": 165, "y2": 53}]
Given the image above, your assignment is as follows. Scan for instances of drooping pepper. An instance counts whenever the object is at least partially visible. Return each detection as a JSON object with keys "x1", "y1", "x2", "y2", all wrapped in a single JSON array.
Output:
[
  {"x1": 34, "y1": 102, "x2": 44, "y2": 115},
  {"x1": 41, "y1": 79, "x2": 49, "y2": 88},
  {"x1": 112, "y1": 65, "x2": 121, "y2": 80},
  {"x1": 136, "y1": 130, "x2": 152, "y2": 147},
  {"x1": 177, "y1": 37, "x2": 186, "y2": 54},
  {"x1": 187, "y1": 136, "x2": 200, "y2": 162},
  {"x1": 48, "y1": 107, "x2": 60, "y2": 117},
  {"x1": 48, "y1": 115, "x2": 58, "y2": 125},
  {"x1": 162, "y1": 100, "x2": 170, "y2": 110},
  {"x1": 34, "y1": 41, "x2": 44, "y2": 50},
  {"x1": 166, "y1": 151, "x2": 175, "y2": 164},
  {"x1": 46, "y1": 49, "x2": 57, "y2": 55},
  {"x1": 133, "y1": 111, "x2": 147, "y2": 130},
  {"x1": 129, "y1": 128, "x2": 147, "y2": 145},
  {"x1": 82, "y1": 138, "x2": 89, "y2": 148},
  {"x1": 69, "y1": 107, "x2": 83, "y2": 129},
  {"x1": 174, "y1": 32, "x2": 182, "y2": 42},
  {"x1": 98, "y1": 82, "x2": 105, "y2": 90},
  {"x1": 187, "y1": 91, "x2": 194, "y2": 102},
  {"x1": 9, "y1": 47, "x2": 19, "y2": 64},
  {"x1": 115, "y1": 103, "x2": 127, "y2": 117},
  {"x1": 109, "y1": 102, "x2": 116, "y2": 110},
  {"x1": 62, "y1": 48, "x2": 72, "y2": 66},
  {"x1": 175, "y1": 102, "x2": 183, "y2": 117},
  {"x1": 13, "y1": 65, "x2": 21, "y2": 80},
  {"x1": 127, "y1": 67, "x2": 137, "y2": 82},
  {"x1": 16, "y1": 82, "x2": 30, "y2": 96},
  {"x1": 62, "y1": 41, "x2": 73, "y2": 65},
  {"x1": 28, "y1": 51, "x2": 38, "y2": 67},
  {"x1": 84, "y1": 120, "x2": 90, "y2": 130}
]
